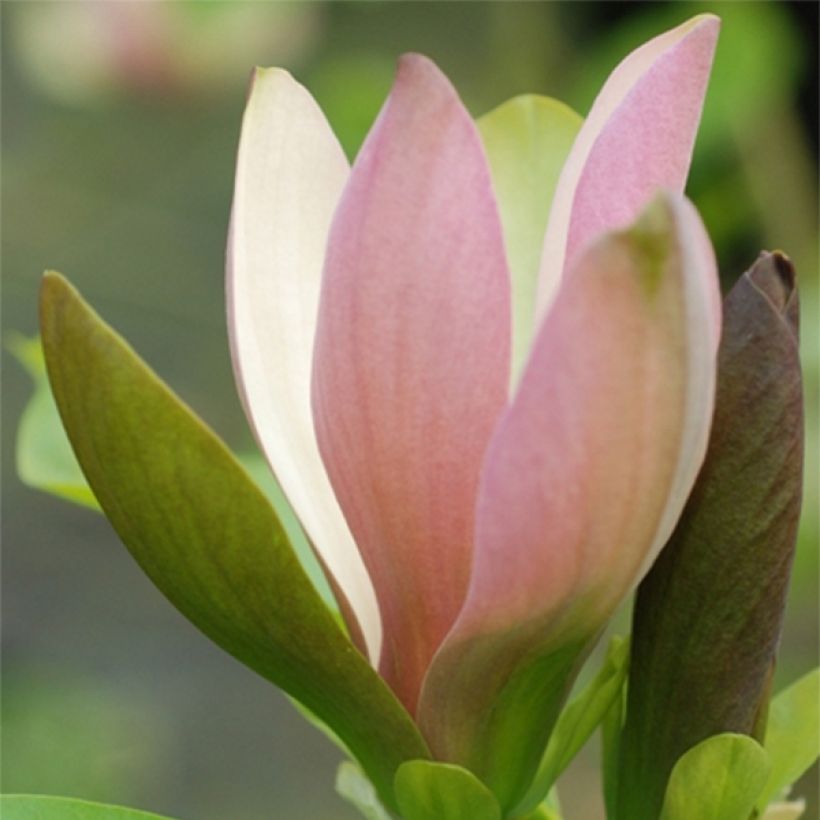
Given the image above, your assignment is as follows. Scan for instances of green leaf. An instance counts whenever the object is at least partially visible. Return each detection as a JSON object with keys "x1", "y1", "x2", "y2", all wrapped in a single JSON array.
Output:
[
  {"x1": 477, "y1": 95, "x2": 581, "y2": 386},
  {"x1": 756, "y1": 668, "x2": 820, "y2": 811},
  {"x1": 336, "y1": 761, "x2": 393, "y2": 820},
  {"x1": 7, "y1": 332, "x2": 100, "y2": 509},
  {"x1": 659, "y1": 734, "x2": 770, "y2": 820},
  {"x1": 39, "y1": 271, "x2": 429, "y2": 810},
  {"x1": 235, "y1": 451, "x2": 336, "y2": 612},
  {"x1": 516, "y1": 790, "x2": 564, "y2": 820},
  {"x1": 618, "y1": 253, "x2": 803, "y2": 820},
  {"x1": 515, "y1": 636, "x2": 629, "y2": 814},
  {"x1": 0, "y1": 795, "x2": 174, "y2": 820},
  {"x1": 394, "y1": 761, "x2": 501, "y2": 820},
  {"x1": 601, "y1": 659, "x2": 626, "y2": 820},
  {"x1": 9, "y1": 333, "x2": 339, "y2": 615}
]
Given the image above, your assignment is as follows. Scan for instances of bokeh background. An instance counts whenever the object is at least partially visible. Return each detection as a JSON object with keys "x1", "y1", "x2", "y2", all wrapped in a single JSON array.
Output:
[{"x1": 2, "y1": 2, "x2": 817, "y2": 818}]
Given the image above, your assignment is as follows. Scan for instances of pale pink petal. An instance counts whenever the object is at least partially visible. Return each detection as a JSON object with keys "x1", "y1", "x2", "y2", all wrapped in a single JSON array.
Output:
[
  {"x1": 418, "y1": 193, "x2": 720, "y2": 805},
  {"x1": 311, "y1": 54, "x2": 511, "y2": 713},
  {"x1": 535, "y1": 14, "x2": 719, "y2": 321},
  {"x1": 227, "y1": 67, "x2": 381, "y2": 662}
]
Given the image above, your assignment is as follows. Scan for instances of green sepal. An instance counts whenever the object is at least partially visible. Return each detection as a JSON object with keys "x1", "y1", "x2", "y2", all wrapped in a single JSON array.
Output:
[
  {"x1": 394, "y1": 761, "x2": 501, "y2": 820},
  {"x1": 756, "y1": 668, "x2": 820, "y2": 811},
  {"x1": 336, "y1": 761, "x2": 393, "y2": 820},
  {"x1": 618, "y1": 253, "x2": 803, "y2": 820},
  {"x1": 515, "y1": 636, "x2": 629, "y2": 814},
  {"x1": 659, "y1": 734, "x2": 770, "y2": 820},
  {"x1": 39, "y1": 272, "x2": 429, "y2": 810},
  {"x1": 477, "y1": 94, "x2": 582, "y2": 386},
  {"x1": 0, "y1": 795, "x2": 174, "y2": 820}
]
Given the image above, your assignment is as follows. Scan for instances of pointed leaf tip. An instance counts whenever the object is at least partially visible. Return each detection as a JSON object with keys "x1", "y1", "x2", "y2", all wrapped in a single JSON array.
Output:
[
  {"x1": 747, "y1": 251, "x2": 799, "y2": 331},
  {"x1": 40, "y1": 274, "x2": 429, "y2": 810}
]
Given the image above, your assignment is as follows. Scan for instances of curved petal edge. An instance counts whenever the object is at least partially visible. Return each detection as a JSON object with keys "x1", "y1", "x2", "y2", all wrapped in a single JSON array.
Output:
[
  {"x1": 312, "y1": 54, "x2": 511, "y2": 713},
  {"x1": 227, "y1": 66, "x2": 382, "y2": 662},
  {"x1": 419, "y1": 191, "x2": 720, "y2": 810},
  {"x1": 535, "y1": 14, "x2": 719, "y2": 321}
]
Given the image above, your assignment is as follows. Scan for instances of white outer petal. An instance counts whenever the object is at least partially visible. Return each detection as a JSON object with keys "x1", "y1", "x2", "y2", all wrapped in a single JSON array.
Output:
[{"x1": 227, "y1": 67, "x2": 381, "y2": 663}]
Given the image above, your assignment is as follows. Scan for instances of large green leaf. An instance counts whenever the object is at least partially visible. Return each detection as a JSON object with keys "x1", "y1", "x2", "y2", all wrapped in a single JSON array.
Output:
[
  {"x1": 756, "y1": 668, "x2": 820, "y2": 811},
  {"x1": 9, "y1": 333, "x2": 338, "y2": 613},
  {"x1": 618, "y1": 253, "x2": 803, "y2": 820},
  {"x1": 234, "y1": 452, "x2": 336, "y2": 611},
  {"x1": 477, "y1": 95, "x2": 581, "y2": 385},
  {"x1": 0, "y1": 795, "x2": 173, "y2": 820},
  {"x1": 394, "y1": 761, "x2": 501, "y2": 820},
  {"x1": 659, "y1": 734, "x2": 770, "y2": 820},
  {"x1": 39, "y1": 272, "x2": 429, "y2": 810},
  {"x1": 515, "y1": 636, "x2": 629, "y2": 814}
]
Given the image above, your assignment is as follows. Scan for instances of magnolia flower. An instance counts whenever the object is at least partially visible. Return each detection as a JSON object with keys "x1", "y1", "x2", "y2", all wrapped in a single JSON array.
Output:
[{"x1": 228, "y1": 13, "x2": 719, "y2": 809}]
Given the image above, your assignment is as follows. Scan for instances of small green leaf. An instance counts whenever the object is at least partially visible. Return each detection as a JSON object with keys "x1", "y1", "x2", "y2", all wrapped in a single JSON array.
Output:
[
  {"x1": 477, "y1": 95, "x2": 582, "y2": 385},
  {"x1": 39, "y1": 272, "x2": 429, "y2": 810},
  {"x1": 394, "y1": 761, "x2": 501, "y2": 820},
  {"x1": 659, "y1": 734, "x2": 771, "y2": 820},
  {"x1": 515, "y1": 636, "x2": 629, "y2": 814},
  {"x1": 7, "y1": 333, "x2": 100, "y2": 509},
  {"x1": 756, "y1": 668, "x2": 820, "y2": 811},
  {"x1": 0, "y1": 795, "x2": 174, "y2": 820},
  {"x1": 336, "y1": 761, "x2": 393, "y2": 820}
]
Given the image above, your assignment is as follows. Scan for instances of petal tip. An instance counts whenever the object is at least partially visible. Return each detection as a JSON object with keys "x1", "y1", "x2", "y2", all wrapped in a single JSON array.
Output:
[
  {"x1": 689, "y1": 12, "x2": 721, "y2": 31},
  {"x1": 680, "y1": 13, "x2": 721, "y2": 53},
  {"x1": 250, "y1": 65, "x2": 294, "y2": 90},
  {"x1": 393, "y1": 53, "x2": 454, "y2": 100},
  {"x1": 397, "y1": 52, "x2": 438, "y2": 76}
]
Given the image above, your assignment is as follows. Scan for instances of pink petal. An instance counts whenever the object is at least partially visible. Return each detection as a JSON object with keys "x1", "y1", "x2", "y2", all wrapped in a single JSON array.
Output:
[
  {"x1": 536, "y1": 14, "x2": 719, "y2": 320},
  {"x1": 227, "y1": 68, "x2": 381, "y2": 662},
  {"x1": 311, "y1": 54, "x2": 511, "y2": 713},
  {"x1": 418, "y1": 193, "x2": 720, "y2": 805}
]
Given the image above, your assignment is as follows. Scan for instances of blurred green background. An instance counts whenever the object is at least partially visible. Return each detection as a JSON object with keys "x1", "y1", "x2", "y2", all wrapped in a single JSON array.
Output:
[{"x1": 2, "y1": 2, "x2": 817, "y2": 818}]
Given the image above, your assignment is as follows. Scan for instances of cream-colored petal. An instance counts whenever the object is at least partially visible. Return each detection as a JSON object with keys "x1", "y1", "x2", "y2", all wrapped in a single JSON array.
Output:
[{"x1": 227, "y1": 67, "x2": 381, "y2": 662}]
